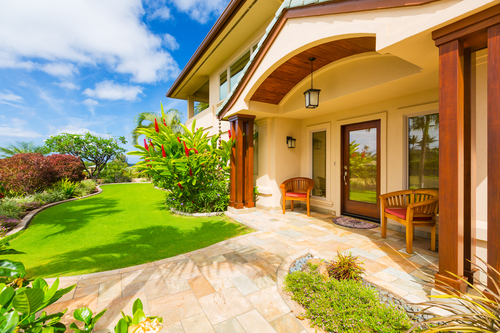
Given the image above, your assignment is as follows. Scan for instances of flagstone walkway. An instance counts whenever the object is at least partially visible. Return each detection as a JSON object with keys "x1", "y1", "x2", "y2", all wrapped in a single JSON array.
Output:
[{"x1": 45, "y1": 208, "x2": 438, "y2": 333}]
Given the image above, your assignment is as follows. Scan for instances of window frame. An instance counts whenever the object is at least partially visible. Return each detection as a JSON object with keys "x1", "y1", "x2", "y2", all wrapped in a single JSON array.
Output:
[
  {"x1": 404, "y1": 109, "x2": 440, "y2": 190},
  {"x1": 309, "y1": 125, "x2": 330, "y2": 201}
]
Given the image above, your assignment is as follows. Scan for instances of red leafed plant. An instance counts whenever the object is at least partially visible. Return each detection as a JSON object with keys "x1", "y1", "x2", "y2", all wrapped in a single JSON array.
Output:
[
  {"x1": 0, "y1": 153, "x2": 84, "y2": 195},
  {"x1": 327, "y1": 250, "x2": 365, "y2": 282}
]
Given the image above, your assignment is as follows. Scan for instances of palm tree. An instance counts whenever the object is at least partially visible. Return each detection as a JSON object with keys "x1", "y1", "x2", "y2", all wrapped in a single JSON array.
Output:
[
  {"x1": 131, "y1": 103, "x2": 183, "y2": 145},
  {"x1": 195, "y1": 102, "x2": 209, "y2": 115},
  {"x1": 0, "y1": 141, "x2": 49, "y2": 158},
  {"x1": 410, "y1": 114, "x2": 439, "y2": 188}
]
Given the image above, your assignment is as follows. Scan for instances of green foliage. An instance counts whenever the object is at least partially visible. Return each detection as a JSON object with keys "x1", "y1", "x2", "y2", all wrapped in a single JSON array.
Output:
[
  {"x1": 129, "y1": 119, "x2": 234, "y2": 213},
  {"x1": 284, "y1": 271, "x2": 412, "y2": 333},
  {"x1": 53, "y1": 179, "x2": 78, "y2": 198},
  {"x1": 0, "y1": 142, "x2": 50, "y2": 158},
  {"x1": 0, "y1": 200, "x2": 22, "y2": 219},
  {"x1": 69, "y1": 308, "x2": 106, "y2": 333},
  {"x1": 44, "y1": 132, "x2": 126, "y2": 180},
  {"x1": 131, "y1": 103, "x2": 183, "y2": 145},
  {"x1": 194, "y1": 102, "x2": 209, "y2": 115},
  {"x1": 99, "y1": 156, "x2": 131, "y2": 183},
  {"x1": 73, "y1": 180, "x2": 97, "y2": 198},
  {"x1": 409, "y1": 258, "x2": 500, "y2": 332},
  {"x1": 327, "y1": 250, "x2": 365, "y2": 282},
  {"x1": 113, "y1": 298, "x2": 163, "y2": 333}
]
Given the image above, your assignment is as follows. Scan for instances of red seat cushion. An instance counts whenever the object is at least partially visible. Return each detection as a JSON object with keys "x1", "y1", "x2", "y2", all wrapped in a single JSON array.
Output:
[
  {"x1": 286, "y1": 192, "x2": 307, "y2": 198},
  {"x1": 385, "y1": 208, "x2": 432, "y2": 221}
]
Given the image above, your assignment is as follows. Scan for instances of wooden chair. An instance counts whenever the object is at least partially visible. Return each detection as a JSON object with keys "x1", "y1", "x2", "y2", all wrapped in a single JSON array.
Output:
[
  {"x1": 380, "y1": 189, "x2": 439, "y2": 254},
  {"x1": 280, "y1": 177, "x2": 315, "y2": 217}
]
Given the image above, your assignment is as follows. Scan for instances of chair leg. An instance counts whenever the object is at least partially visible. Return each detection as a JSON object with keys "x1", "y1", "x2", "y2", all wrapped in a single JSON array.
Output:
[
  {"x1": 291, "y1": 200, "x2": 294, "y2": 211},
  {"x1": 406, "y1": 222, "x2": 414, "y2": 254},
  {"x1": 282, "y1": 196, "x2": 286, "y2": 215},
  {"x1": 307, "y1": 198, "x2": 310, "y2": 217},
  {"x1": 381, "y1": 215, "x2": 387, "y2": 238},
  {"x1": 431, "y1": 225, "x2": 436, "y2": 252}
]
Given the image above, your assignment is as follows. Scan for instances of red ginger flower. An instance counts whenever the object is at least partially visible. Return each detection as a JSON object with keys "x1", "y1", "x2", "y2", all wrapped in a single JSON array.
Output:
[
  {"x1": 183, "y1": 142, "x2": 189, "y2": 157},
  {"x1": 163, "y1": 118, "x2": 167, "y2": 126},
  {"x1": 189, "y1": 168, "x2": 193, "y2": 176},
  {"x1": 144, "y1": 138, "x2": 149, "y2": 151},
  {"x1": 154, "y1": 119, "x2": 159, "y2": 133},
  {"x1": 149, "y1": 140, "x2": 154, "y2": 150},
  {"x1": 228, "y1": 130, "x2": 232, "y2": 139},
  {"x1": 161, "y1": 145, "x2": 166, "y2": 157},
  {"x1": 177, "y1": 137, "x2": 181, "y2": 144},
  {"x1": 178, "y1": 183, "x2": 183, "y2": 189}
]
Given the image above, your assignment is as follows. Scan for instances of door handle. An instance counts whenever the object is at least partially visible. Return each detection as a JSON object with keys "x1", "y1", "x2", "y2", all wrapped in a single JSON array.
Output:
[{"x1": 344, "y1": 170, "x2": 348, "y2": 186}]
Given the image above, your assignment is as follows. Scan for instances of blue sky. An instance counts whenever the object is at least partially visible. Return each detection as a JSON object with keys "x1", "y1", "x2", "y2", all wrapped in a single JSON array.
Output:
[{"x1": 0, "y1": 0, "x2": 230, "y2": 163}]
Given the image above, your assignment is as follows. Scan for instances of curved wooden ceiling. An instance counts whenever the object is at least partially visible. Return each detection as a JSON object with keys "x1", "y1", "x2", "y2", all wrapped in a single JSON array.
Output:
[{"x1": 250, "y1": 37, "x2": 376, "y2": 105}]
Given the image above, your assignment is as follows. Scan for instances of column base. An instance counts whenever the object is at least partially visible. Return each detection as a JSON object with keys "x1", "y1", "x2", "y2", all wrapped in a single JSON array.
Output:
[{"x1": 435, "y1": 272, "x2": 468, "y2": 293}]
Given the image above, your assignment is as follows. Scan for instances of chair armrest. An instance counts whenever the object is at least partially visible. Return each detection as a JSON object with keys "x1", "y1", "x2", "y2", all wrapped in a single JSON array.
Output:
[{"x1": 408, "y1": 198, "x2": 439, "y2": 209}]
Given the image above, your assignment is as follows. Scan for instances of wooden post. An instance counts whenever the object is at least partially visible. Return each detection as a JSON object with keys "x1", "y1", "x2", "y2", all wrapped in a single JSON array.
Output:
[
  {"x1": 488, "y1": 24, "x2": 500, "y2": 291},
  {"x1": 229, "y1": 120, "x2": 236, "y2": 208},
  {"x1": 228, "y1": 114, "x2": 256, "y2": 209},
  {"x1": 435, "y1": 39, "x2": 467, "y2": 292}
]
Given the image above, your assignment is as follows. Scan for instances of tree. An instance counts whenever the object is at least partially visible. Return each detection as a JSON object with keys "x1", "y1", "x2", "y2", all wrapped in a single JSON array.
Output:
[
  {"x1": 44, "y1": 132, "x2": 127, "y2": 180},
  {"x1": 409, "y1": 114, "x2": 439, "y2": 188},
  {"x1": 131, "y1": 102, "x2": 182, "y2": 145},
  {"x1": 194, "y1": 102, "x2": 209, "y2": 115},
  {"x1": 0, "y1": 141, "x2": 49, "y2": 158}
]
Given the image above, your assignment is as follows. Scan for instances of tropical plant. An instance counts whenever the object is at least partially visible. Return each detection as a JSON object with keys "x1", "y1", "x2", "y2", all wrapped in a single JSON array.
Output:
[
  {"x1": 54, "y1": 179, "x2": 78, "y2": 198},
  {"x1": 73, "y1": 180, "x2": 97, "y2": 198},
  {"x1": 409, "y1": 258, "x2": 500, "y2": 332},
  {"x1": 99, "y1": 156, "x2": 131, "y2": 183},
  {"x1": 327, "y1": 250, "x2": 365, "y2": 281},
  {"x1": 131, "y1": 103, "x2": 182, "y2": 145},
  {"x1": 129, "y1": 119, "x2": 234, "y2": 213},
  {"x1": 44, "y1": 133, "x2": 126, "y2": 180},
  {"x1": 114, "y1": 299, "x2": 163, "y2": 333},
  {"x1": 409, "y1": 114, "x2": 439, "y2": 189},
  {"x1": 194, "y1": 102, "x2": 209, "y2": 115},
  {"x1": 0, "y1": 141, "x2": 49, "y2": 158}
]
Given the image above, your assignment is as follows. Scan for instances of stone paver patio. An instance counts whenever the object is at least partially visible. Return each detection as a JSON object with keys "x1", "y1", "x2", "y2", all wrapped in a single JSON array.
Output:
[{"x1": 45, "y1": 208, "x2": 439, "y2": 333}]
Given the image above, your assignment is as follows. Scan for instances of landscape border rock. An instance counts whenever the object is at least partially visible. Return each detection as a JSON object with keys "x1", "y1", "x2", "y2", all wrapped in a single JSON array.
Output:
[{"x1": 170, "y1": 208, "x2": 224, "y2": 217}]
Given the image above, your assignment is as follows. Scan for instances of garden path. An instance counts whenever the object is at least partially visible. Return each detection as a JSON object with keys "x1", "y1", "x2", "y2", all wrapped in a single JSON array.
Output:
[{"x1": 45, "y1": 208, "x2": 438, "y2": 333}]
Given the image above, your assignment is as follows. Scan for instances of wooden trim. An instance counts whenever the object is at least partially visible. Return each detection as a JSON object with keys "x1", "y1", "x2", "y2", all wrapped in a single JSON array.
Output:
[
  {"x1": 229, "y1": 120, "x2": 237, "y2": 207},
  {"x1": 166, "y1": 0, "x2": 247, "y2": 98},
  {"x1": 244, "y1": 120, "x2": 255, "y2": 208},
  {"x1": 218, "y1": 0, "x2": 443, "y2": 119},
  {"x1": 432, "y1": 4, "x2": 500, "y2": 45},
  {"x1": 435, "y1": 39, "x2": 466, "y2": 291},
  {"x1": 487, "y1": 24, "x2": 500, "y2": 292}
]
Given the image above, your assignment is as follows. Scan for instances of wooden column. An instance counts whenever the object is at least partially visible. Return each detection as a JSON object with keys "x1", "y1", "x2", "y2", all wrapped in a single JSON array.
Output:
[
  {"x1": 435, "y1": 39, "x2": 467, "y2": 292},
  {"x1": 488, "y1": 24, "x2": 500, "y2": 291},
  {"x1": 463, "y1": 48, "x2": 476, "y2": 284},
  {"x1": 229, "y1": 114, "x2": 256, "y2": 209},
  {"x1": 229, "y1": 120, "x2": 236, "y2": 208}
]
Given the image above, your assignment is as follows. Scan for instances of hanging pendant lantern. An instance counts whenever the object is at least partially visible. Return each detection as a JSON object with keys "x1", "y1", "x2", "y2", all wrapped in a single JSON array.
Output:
[{"x1": 303, "y1": 57, "x2": 321, "y2": 109}]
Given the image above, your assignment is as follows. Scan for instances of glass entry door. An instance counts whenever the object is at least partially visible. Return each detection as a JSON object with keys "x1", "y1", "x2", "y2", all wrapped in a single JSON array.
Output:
[{"x1": 341, "y1": 120, "x2": 380, "y2": 220}]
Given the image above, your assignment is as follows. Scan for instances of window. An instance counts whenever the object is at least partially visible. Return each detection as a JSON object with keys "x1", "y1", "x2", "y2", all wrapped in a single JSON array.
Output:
[
  {"x1": 312, "y1": 131, "x2": 327, "y2": 197},
  {"x1": 408, "y1": 113, "x2": 439, "y2": 189},
  {"x1": 219, "y1": 42, "x2": 258, "y2": 101}
]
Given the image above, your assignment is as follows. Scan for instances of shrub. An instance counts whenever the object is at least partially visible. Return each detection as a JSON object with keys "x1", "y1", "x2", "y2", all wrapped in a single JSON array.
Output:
[
  {"x1": 54, "y1": 178, "x2": 78, "y2": 198},
  {"x1": 327, "y1": 250, "x2": 365, "y2": 281},
  {"x1": 74, "y1": 180, "x2": 97, "y2": 197},
  {"x1": 284, "y1": 271, "x2": 412, "y2": 333},
  {"x1": 0, "y1": 153, "x2": 84, "y2": 195},
  {"x1": 129, "y1": 119, "x2": 233, "y2": 213},
  {"x1": 16, "y1": 201, "x2": 43, "y2": 211},
  {"x1": 0, "y1": 215, "x2": 20, "y2": 237},
  {"x1": 0, "y1": 199, "x2": 23, "y2": 219},
  {"x1": 99, "y1": 157, "x2": 132, "y2": 183}
]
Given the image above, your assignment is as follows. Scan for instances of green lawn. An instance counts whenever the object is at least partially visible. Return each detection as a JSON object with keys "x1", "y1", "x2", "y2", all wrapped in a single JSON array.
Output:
[
  {"x1": 349, "y1": 189, "x2": 377, "y2": 204},
  {"x1": 1, "y1": 184, "x2": 252, "y2": 278}
]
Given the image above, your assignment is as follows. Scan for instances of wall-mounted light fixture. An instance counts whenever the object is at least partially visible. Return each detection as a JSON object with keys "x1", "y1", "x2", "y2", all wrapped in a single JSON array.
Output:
[
  {"x1": 286, "y1": 136, "x2": 296, "y2": 148},
  {"x1": 303, "y1": 57, "x2": 321, "y2": 109}
]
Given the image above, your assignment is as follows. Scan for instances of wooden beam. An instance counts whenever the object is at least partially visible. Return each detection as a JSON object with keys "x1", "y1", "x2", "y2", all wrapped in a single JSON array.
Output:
[
  {"x1": 487, "y1": 24, "x2": 500, "y2": 291},
  {"x1": 435, "y1": 39, "x2": 467, "y2": 292},
  {"x1": 229, "y1": 120, "x2": 236, "y2": 208}
]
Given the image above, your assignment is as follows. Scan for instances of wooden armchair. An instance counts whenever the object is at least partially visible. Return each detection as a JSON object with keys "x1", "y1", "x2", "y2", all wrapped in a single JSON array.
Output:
[
  {"x1": 380, "y1": 189, "x2": 439, "y2": 254},
  {"x1": 280, "y1": 178, "x2": 315, "y2": 217}
]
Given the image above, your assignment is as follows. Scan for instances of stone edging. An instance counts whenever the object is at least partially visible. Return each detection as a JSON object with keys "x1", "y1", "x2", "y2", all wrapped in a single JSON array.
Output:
[
  {"x1": 170, "y1": 209, "x2": 224, "y2": 217},
  {"x1": 5, "y1": 186, "x2": 104, "y2": 238}
]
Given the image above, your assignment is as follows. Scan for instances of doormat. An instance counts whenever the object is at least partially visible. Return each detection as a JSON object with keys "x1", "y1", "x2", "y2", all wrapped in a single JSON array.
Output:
[{"x1": 332, "y1": 216, "x2": 378, "y2": 229}]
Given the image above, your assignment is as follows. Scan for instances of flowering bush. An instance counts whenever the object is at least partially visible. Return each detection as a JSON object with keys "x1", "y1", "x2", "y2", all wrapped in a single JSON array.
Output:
[
  {"x1": 0, "y1": 215, "x2": 20, "y2": 237},
  {"x1": 129, "y1": 119, "x2": 234, "y2": 213},
  {"x1": 0, "y1": 153, "x2": 84, "y2": 195}
]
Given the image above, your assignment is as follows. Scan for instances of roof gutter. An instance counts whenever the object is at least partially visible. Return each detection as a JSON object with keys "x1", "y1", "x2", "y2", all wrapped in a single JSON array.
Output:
[{"x1": 165, "y1": 0, "x2": 247, "y2": 99}]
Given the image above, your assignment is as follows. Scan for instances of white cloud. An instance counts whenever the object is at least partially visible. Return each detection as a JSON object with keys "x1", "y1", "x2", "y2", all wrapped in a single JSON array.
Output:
[
  {"x1": 82, "y1": 98, "x2": 98, "y2": 116},
  {"x1": 41, "y1": 63, "x2": 78, "y2": 77},
  {"x1": 0, "y1": 0, "x2": 180, "y2": 83},
  {"x1": 39, "y1": 90, "x2": 64, "y2": 111},
  {"x1": 148, "y1": 7, "x2": 172, "y2": 21},
  {"x1": 55, "y1": 81, "x2": 80, "y2": 90},
  {"x1": 0, "y1": 126, "x2": 42, "y2": 138},
  {"x1": 83, "y1": 80, "x2": 144, "y2": 102},
  {"x1": 163, "y1": 34, "x2": 179, "y2": 51},
  {"x1": 0, "y1": 90, "x2": 22, "y2": 103},
  {"x1": 168, "y1": 0, "x2": 229, "y2": 24},
  {"x1": 49, "y1": 124, "x2": 108, "y2": 138}
]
